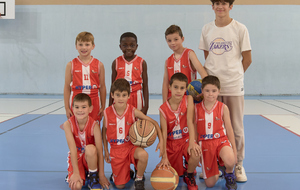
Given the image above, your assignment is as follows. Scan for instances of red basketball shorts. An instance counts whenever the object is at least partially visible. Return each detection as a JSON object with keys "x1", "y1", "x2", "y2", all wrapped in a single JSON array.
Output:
[
  {"x1": 67, "y1": 152, "x2": 88, "y2": 183},
  {"x1": 128, "y1": 90, "x2": 143, "y2": 111}
]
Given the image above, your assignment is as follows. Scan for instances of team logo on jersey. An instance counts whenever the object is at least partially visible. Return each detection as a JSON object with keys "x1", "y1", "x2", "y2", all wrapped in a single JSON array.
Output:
[
  {"x1": 215, "y1": 117, "x2": 220, "y2": 121},
  {"x1": 109, "y1": 123, "x2": 116, "y2": 125},
  {"x1": 125, "y1": 136, "x2": 130, "y2": 142},
  {"x1": 183, "y1": 127, "x2": 189, "y2": 133},
  {"x1": 92, "y1": 70, "x2": 97, "y2": 74},
  {"x1": 182, "y1": 65, "x2": 187, "y2": 68},
  {"x1": 168, "y1": 67, "x2": 173, "y2": 69},
  {"x1": 119, "y1": 67, "x2": 125, "y2": 69},
  {"x1": 134, "y1": 67, "x2": 139, "y2": 70},
  {"x1": 209, "y1": 38, "x2": 233, "y2": 55},
  {"x1": 198, "y1": 118, "x2": 204, "y2": 121},
  {"x1": 181, "y1": 112, "x2": 184, "y2": 115},
  {"x1": 214, "y1": 133, "x2": 220, "y2": 139},
  {"x1": 75, "y1": 70, "x2": 81, "y2": 72},
  {"x1": 92, "y1": 85, "x2": 98, "y2": 89},
  {"x1": 126, "y1": 122, "x2": 132, "y2": 126}
]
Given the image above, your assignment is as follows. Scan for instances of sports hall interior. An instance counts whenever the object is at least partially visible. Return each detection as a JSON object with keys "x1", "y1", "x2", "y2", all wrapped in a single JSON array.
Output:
[{"x1": 0, "y1": 0, "x2": 299, "y2": 190}]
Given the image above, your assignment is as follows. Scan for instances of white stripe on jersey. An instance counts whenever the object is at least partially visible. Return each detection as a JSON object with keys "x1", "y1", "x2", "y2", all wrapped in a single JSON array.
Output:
[
  {"x1": 174, "y1": 60, "x2": 181, "y2": 73},
  {"x1": 137, "y1": 89, "x2": 142, "y2": 110},
  {"x1": 172, "y1": 112, "x2": 182, "y2": 139},
  {"x1": 125, "y1": 63, "x2": 133, "y2": 91},
  {"x1": 116, "y1": 117, "x2": 125, "y2": 145},
  {"x1": 205, "y1": 112, "x2": 214, "y2": 140},
  {"x1": 82, "y1": 65, "x2": 91, "y2": 94}
]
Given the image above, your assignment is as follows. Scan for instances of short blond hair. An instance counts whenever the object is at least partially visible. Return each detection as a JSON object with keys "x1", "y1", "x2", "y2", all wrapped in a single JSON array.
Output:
[{"x1": 75, "y1": 31, "x2": 95, "y2": 45}]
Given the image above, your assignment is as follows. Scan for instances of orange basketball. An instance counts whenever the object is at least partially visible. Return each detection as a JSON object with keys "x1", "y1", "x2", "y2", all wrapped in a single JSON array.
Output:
[
  {"x1": 129, "y1": 120, "x2": 157, "y2": 148},
  {"x1": 150, "y1": 166, "x2": 179, "y2": 190}
]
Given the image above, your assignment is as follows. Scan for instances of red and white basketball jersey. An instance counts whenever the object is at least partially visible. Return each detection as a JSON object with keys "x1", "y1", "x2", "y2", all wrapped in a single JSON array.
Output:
[
  {"x1": 68, "y1": 116, "x2": 96, "y2": 156},
  {"x1": 104, "y1": 104, "x2": 136, "y2": 147},
  {"x1": 195, "y1": 101, "x2": 226, "y2": 141},
  {"x1": 70, "y1": 56, "x2": 101, "y2": 99},
  {"x1": 115, "y1": 55, "x2": 143, "y2": 92},
  {"x1": 166, "y1": 48, "x2": 196, "y2": 83},
  {"x1": 159, "y1": 95, "x2": 189, "y2": 140}
]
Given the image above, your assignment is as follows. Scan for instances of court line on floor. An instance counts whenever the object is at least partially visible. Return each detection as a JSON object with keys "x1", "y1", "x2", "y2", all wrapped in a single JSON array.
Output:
[
  {"x1": 0, "y1": 106, "x2": 64, "y2": 135},
  {"x1": 258, "y1": 100, "x2": 299, "y2": 115},
  {"x1": 0, "y1": 100, "x2": 63, "y2": 124}
]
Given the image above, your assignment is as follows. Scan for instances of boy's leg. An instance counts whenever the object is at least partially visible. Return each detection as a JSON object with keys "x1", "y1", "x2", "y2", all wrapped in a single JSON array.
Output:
[
  {"x1": 219, "y1": 95, "x2": 247, "y2": 182},
  {"x1": 183, "y1": 148, "x2": 199, "y2": 190},
  {"x1": 85, "y1": 145, "x2": 102, "y2": 190},
  {"x1": 133, "y1": 147, "x2": 148, "y2": 190}
]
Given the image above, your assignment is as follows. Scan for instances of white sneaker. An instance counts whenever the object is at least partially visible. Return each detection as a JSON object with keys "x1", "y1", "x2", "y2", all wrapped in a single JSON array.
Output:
[{"x1": 235, "y1": 165, "x2": 247, "y2": 182}]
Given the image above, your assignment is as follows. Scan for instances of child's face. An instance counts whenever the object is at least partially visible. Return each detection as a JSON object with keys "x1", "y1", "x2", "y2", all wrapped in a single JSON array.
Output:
[
  {"x1": 111, "y1": 90, "x2": 130, "y2": 107},
  {"x1": 76, "y1": 40, "x2": 95, "y2": 57},
  {"x1": 165, "y1": 32, "x2": 184, "y2": 52},
  {"x1": 169, "y1": 80, "x2": 187, "y2": 100},
  {"x1": 72, "y1": 101, "x2": 92, "y2": 120},
  {"x1": 202, "y1": 84, "x2": 220, "y2": 103},
  {"x1": 212, "y1": 1, "x2": 233, "y2": 18},
  {"x1": 119, "y1": 37, "x2": 138, "y2": 59}
]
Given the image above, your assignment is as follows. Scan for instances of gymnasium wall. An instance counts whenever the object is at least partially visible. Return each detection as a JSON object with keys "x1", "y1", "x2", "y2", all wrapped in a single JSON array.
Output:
[{"x1": 0, "y1": 1, "x2": 299, "y2": 95}]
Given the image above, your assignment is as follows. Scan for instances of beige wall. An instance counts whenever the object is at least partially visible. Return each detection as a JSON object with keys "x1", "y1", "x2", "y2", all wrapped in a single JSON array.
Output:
[{"x1": 15, "y1": 0, "x2": 300, "y2": 5}]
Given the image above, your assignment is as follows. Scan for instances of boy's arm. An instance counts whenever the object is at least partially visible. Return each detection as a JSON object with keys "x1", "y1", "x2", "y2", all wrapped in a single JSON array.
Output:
[
  {"x1": 64, "y1": 61, "x2": 73, "y2": 119},
  {"x1": 162, "y1": 60, "x2": 169, "y2": 103},
  {"x1": 102, "y1": 117, "x2": 110, "y2": 163},
  {"x1": 109, "y1": 60, "x2": 117, "y2": 106},
  {"x1": 99, "y1": 62, "x2": 107, "y2": 120},
  {"x1": 223, "y1": 104, "x2": 237, "y2": 163},
  {"x1": 158, "y1": 111, "x2": 170, "y2": 168},
  {"x1": 134, "y1": 109, "x2": 164, "y2": 157},
  {"x1": 187, "y1": 95, "x2": 201, "y2": 156},
  {"x1": 189, "y1": 51, "x2": 208, "y2": 79},
  {"x1": 242, "y1": 50, "x2": 252, "y2": 72},
  {"x1": 93, "y1": 123, "x2": 110, "y2": 189},
  {"x1": 64, "y1": 121, "x2": 83, "y2": 186},
  {"x1": 141, "y1": 60, "x2": 149, "y2": 115}
]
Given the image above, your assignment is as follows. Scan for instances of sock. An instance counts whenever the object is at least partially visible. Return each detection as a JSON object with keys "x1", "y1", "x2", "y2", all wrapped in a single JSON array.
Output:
[
  {"x1": 187, "y1": 172, "x2": 194, "y2": 178},
  {"x1": 135, "y1": 175, "x2": 143, "y2": 181},
  {"x1": 89, "y1": 169, "x2": 97, "y2": 173}
]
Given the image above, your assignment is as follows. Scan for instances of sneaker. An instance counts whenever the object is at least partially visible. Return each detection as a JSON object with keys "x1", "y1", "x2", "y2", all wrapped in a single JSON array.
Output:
[
  {"x1": 224, "y1": 172, "x2": 237, "y2": 190},
  {"x1": 88, "y1": 172, "x2": 103, "y2": 190},
  {"x1": 134, "y1": 180, "x2": 145, "y2": 190},
  {"x1": 235, "y1": 165, "x2": 247, "y2": 182},
  {"x1": 199, "y1": 170, "x2": 222, "y2": 179},
  {"x1": 183, "y1": 172, "x2": 198, "y2": 190}
]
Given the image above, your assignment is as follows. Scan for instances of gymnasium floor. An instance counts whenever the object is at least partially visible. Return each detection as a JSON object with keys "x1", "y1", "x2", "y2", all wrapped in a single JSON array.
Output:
[{"x1": 0, "y1": 95, "x2": 299, "y2": 190}]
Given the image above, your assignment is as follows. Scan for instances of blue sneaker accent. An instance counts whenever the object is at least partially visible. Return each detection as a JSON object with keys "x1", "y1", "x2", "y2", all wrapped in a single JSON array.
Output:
[
  {"x1": 224, "y1": 172, "x2": 237, "y2": 190},
  {"x1": 88, "y1": 172, "x2": 103, "y2": 190}
]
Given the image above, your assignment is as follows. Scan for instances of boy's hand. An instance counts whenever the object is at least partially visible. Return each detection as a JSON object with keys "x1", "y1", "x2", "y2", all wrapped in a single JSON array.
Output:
[
  {"x1": 69, "y1": 173, "x2": 83, "y2": 189},
  {"x1": 157, "y1": 156, "x2": 170, "y2": 169},
  {"x1": 155, "y1": 141, "x2": 164, "y2": 158},
  {"x1": 99, "y1": 174, "x2": 110, "y2": 189},
  {"x1": 187, "y1": 142, "x2": 202, "y2": 157},
  {"x1": 65, "y1": 108, "x2": 73, "y2": 119},
  {"x1": 104, "y1": 151, "x2": 111, "y2": 163}
]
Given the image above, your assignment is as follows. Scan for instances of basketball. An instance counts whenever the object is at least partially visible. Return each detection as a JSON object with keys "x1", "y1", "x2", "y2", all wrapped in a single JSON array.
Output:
[
  {"x1": 129, "y1": 120, "x2": 157, "y2": 148},
  {"x1": 186, "y1": 79, "x2": 203, "y2": 103},
  {"x1": 150, "y1": 166, "x2": 179, "y2": 190}
]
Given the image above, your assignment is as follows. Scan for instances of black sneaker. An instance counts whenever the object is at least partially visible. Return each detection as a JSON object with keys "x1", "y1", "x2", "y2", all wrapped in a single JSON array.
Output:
[
  {"x1": 134, "y1": 180, "x2": 145, "y2": 190},
  {"x1": 224, "y1": 172, "x2": 237, "y2": 190}
]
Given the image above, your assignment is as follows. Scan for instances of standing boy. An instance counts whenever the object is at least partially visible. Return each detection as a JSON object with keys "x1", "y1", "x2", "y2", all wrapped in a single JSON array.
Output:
[
  {"x1": 103, "y1": 78, "x2": 163, "y2": 190},
  {"x1": 187, "y1": 75, "x2": 237, "y2": 190},
  {"x1": 63, "y1": 93, "x2": 109, "y2": 190},
  {"x1": 64, "y1": 32, "x2": 106, "y2": 123},
  {"x1": 109, "y1": 32, "x2": 149, "y2": 114},
  {"x1": 199, "y1": 0, "x2": 252, "y2": 182},
  {"x1": 162, "y1": 25, "x2": 207, "y2": 102},
  {"x1": 159, "y1": 73, "x2": 201, "y2": 190}
]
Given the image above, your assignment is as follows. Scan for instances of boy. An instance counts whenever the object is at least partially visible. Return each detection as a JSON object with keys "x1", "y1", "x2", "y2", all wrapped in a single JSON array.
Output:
[
  {"x1": 63, "y1": 93, "x2": 109, "y2": 190},
  {"x1": 162, "y1": 25, "x2": 207, "y2": 102},
  {"x1": 199, "y1": 0, "x2": 252, "y2": 182},
  {"x1": 109, "y1": 32, "x2": 149, "y2": 115},
  {"x1": 64, "y1": 31, "x2": 107, "y2": 123},
  {"x1": 103, "y1": 78, "x2": 163, "y2": 190},
  {"x1": 187, "y1": 75, "x2": 237, "y2": 190},
  {"x1": 158, "y1": 73, "x2": 201, "y2": 190}
]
